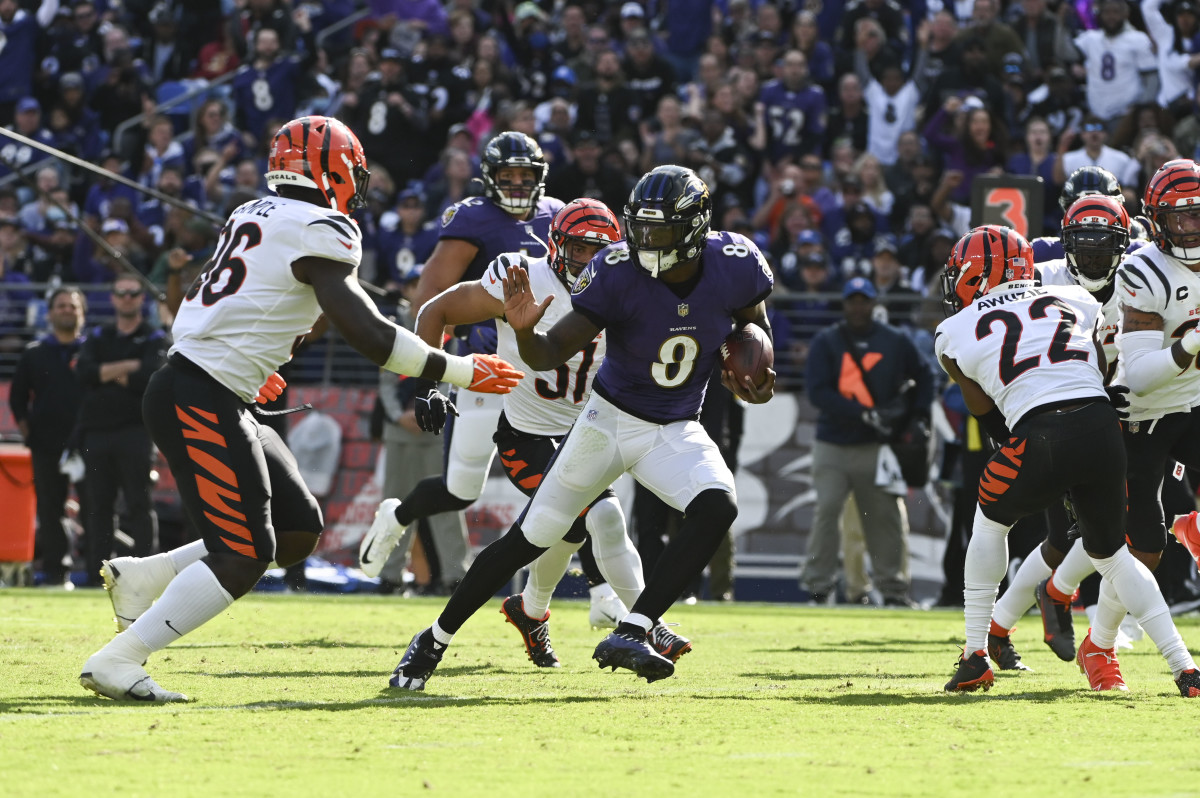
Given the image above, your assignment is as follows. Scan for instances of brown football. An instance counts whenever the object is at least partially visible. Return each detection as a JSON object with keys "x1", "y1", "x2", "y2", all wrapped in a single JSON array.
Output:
[{"x1": 720, "y1": 324, "x2": 773, "y2": 388}]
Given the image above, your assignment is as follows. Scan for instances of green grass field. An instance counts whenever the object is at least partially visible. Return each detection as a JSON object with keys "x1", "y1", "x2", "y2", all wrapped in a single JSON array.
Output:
[{"x1": 5, "y1": 590, "x2": 1200, "y2": 797}]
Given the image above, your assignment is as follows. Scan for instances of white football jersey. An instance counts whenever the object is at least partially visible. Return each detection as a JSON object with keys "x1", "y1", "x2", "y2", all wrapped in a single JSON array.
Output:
[
  {"x1": 480, "y1": 255, "x2": 605, "y2": 436},
  {"x1": 171, "y1": 196, "x2": 363, "y2": 403},
  {"x1": 1114, "y1": 244, "x2": 1200, "y2": 421},
  {"x1": 935, "y1": 283, "x2": 1106, "y2": 427},
  {"x1": 1074, "y1": 27, "x2": 1156, "y2": 120},
  {"x1": 1039, "y1": 258, "x2": 1121, "y2": 379}
]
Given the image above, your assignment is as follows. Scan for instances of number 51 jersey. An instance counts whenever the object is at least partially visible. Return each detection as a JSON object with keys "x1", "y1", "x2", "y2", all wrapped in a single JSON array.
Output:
[
  {"x1": 171, "y1": 196, "x2": 363, "y2": 403},
  {"x1": 935, "y1": 283, "x2": 1106, "y2": 427}
]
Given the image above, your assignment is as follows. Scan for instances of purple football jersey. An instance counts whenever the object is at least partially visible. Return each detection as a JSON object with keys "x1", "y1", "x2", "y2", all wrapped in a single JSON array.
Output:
[
  {"x1": 757, "y1": 79, "x2": 826, "y2": 163},
  {"x1": 571, "y1": 231, "x2": 774, "y2": 423},
  {"x1": 438, "y1": 195, "x2": 563, "y2": 353}
]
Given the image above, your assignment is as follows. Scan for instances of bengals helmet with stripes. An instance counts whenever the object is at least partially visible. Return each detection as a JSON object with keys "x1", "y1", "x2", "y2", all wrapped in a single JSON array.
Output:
[
  {"x1": 1143, "y1": 158, "x2": 1200, "y2": 264},
  {"x1": 547, "y1": 198, "x2": 621, "y2": 288},
  {"x1": 266, "y1": 116, "x2": 370, "y2": 214},
  {"x1": 942, "y1": 225, "x2": 1034, "y2": 315},
  {"x1": 1061, "y1": 194, "x2": 1130, "y2": 292}
]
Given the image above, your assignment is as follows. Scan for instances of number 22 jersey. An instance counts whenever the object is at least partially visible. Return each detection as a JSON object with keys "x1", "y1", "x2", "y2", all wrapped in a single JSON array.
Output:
[
  {"x1": 171, "y1": 196, "x2": 363, "y2": 403},
  {"x1": 935, "y1": 283, "x2": 1106, "y2": 427}
]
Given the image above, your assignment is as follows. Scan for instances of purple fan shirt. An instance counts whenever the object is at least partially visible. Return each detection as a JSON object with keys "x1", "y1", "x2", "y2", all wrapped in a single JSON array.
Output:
[{"x1": 570, "y1": 231, "x2": 774, "y2": 423}]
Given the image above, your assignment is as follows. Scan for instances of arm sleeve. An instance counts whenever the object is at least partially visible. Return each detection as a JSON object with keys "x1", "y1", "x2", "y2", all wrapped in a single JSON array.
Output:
[
  {"x1": 1141, "y1": 0, "x2": 1173, "y2": 46},
  {"x1": 1116, "y1": 329, "x2": 1187, "y2": 395}
]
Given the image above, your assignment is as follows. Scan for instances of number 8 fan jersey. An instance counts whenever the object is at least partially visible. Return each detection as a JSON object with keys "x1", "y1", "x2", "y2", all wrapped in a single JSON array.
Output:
[
  {"x1": 935, "y1": 283, "x2": 1106, "y2": 427},
  {"x1": 170, "y1": 196, "x2": 363, "y2": 403},
  {"x1": 480, "y1": 254, "x2": 604, "y2": 436}
]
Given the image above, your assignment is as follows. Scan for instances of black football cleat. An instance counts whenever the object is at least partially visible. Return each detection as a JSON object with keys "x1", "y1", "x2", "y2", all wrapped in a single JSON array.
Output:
[
  {"x1": 389, "y1": 628, "x2": 445, "y2": 691},
  {"x1": 987, "y1": 632, "x2": 1031, "y2": 672},
  {"x1": 1036, "y1": 578, "x2": 1077, "y2": 661},
  {"x1": 1176, "y1": 668, "x2": 1200, "y2": 698},
  {"x1": 647, "y1": 622, "x2": 693, "y2": 663},
  {"x1": 945, "y1": 650, "x2": 994, "y2": 692},
  {"x1": 593, "y1": 631, "x2": 675, "y2": 683},
  {"x1": 500, "y1": 594, "x2": 560, "y2": 668}
]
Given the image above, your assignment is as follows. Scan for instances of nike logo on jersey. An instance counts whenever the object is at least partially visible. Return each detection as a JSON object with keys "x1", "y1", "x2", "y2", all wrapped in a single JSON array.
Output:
[{"x1": 338, "y1": 239, "x2": 352, "y2": 250}]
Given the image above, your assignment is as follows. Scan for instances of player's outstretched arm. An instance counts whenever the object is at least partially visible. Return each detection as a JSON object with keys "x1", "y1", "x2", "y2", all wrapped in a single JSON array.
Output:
[
  {"x1": 296, "y1": 256, "x2": 522, "y2": 393},
  {"x1": 502, "y1": 261, "x2": 600, "y2": 370},
  {"x1": 415, "y1": 282, "x2": 505, "y2": 348},
  {"x1": 412, "y1": 239, "x2": 478, "y2": 313}
]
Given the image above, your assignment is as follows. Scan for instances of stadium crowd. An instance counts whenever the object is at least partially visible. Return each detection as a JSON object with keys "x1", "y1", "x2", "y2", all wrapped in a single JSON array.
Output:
[{"x1": 3, "y1": 0, "x2": 1200, "y2": 605}]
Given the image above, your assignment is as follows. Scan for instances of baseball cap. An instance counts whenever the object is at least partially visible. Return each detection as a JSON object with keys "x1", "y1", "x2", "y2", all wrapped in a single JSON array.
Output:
[
  {"x1": 1178, "y1": 0, "x2": 1199, "y2": 13},
  {"x1": 552, "y1": 65, "x2": 576, "y2": 85},
  {"x1": 842, "y1": 276, "x2": 877, "y2": 300},
  {"x1": 874, "y1": 234, "x2": 898, "y2": 255},
  {"x1": 798, "y1": 251, "x2": 828, "y2": 269},
  {"x1": 796, "y1": 229, "x2": 822, "y2": 246},
  {"x1": 380, "y1": 48, "x2": 403, "y2": 63},
  {"x1": 101, "y1": 218, "x2": 129, "y2": 235},
  {"x1": 60, "y1": 72, "x2": 84, "y2": 90},
  {"x1": 16, "y1": 97, "x2": 39, "y2": 114},
  {"x1": 621, "y1": 1, "x2": 645, "y2": 18},
  {"x1": 400, "y1": 263, "x2": 424, "y2": 283},
  {"x1": 515, "y1": 1, "x2": 547, "y2": 22}
]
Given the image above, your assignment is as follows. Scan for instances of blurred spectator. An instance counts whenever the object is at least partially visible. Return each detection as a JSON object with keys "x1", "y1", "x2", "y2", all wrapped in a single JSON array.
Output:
[
  {"x1": 192, "y1": 17, "x2": 241, "y2": 80},
  {"x1": 425, "y1": 147, "x2": 475, "y2": 218},
  {"x1": 0, "y1": 0, "x2": 61, "y2": 127},
  {"x1": 844, "y1": 17, "x2": 900, "y2": 82},
  {"x1": 792, "y1": 10, "x2": 835, "y2": 89},
  {"x1": 230, "y1": 23, "x2": 315, "y2": 145},
  {"x1": 924, "y1": 97, "x2": 1008, "y2": 205},
  {"x1": 75, "y1": 274, "x2": 169, "y2": 586},
  {"x1": 0, "y1": 98, "x2": 55, "y2": 183},
  {"x1": 864, "y1": 62, "x2": 918, "y2": 166},
  {"x1": 960, "y1": 0, "x2": 1027, "y2": 73},
  {"x1": 0, "y1": 221, "x2": 34, "y2": 352},
  {"x1": 184, "y1": 100, "x2": 242, "y2": 178},
  {"x1": 838, "y1": 0, "x2": 907, "y2": 55},
  {"x1": 829, "y1": 200, "x2": 880, "y2": 280},
  {"x1": 855, "y1": 153, "x2": 894, "y2": 217},
  {"x1": 661, "y1": 0, "x2": 713, "y2": 83},
  {"x1": 1011, "y1": 0, "x2": 1081, "y2": 83},
  {"x1": 870, "y1": 235, "x2": 919, "y2": 327},
  {"x1": 753, "y1": 49, "x2": 825, "y2": 167},
  {"x1": 546, "y1": 130, "x2": 630, "y2": 214},
  {"x1": 1141, "y1": 0, "x2": 1200, "y2": 114},
  {"x1": 896, "y1": 203, "x2": 939, "y2": 271},
  {"x1": 230, "y1": 0, "x2": 301, "y2": 59},
  {"x1": 1007, "y1": 116, "x2": 1062, "y2": 231},
  {"x1": 534, "y1": 66, "x2": 578, "y2": 133},
  {"x1": 638, "y1": 93, "x2": 698, "y2": 173},
  {"x1": 141, "y1": 2, "x2": 193, "y2": 84},
  {"x1": 912, "y1": 10, "x2": 961, "y2": 97},
  {"x1": 1074, "y1": 0, "x2": 1157, "y2": 125},
  {"x1": 621, "y1": 27, "x2": 676, "y2": 122},
  {"x1": 9, "y1": 285, "x2": 86, "y2": 585},
  {"x1": 147, "y1": 215, "x2": 214, "y2": 287},
  {"x1": 48, "y1": 72, "x2": 105, "y2": 162},
  {"x1": 344, "y1": 48, "x2": 430, "y2": 188},
  {"x1": 1055, "y1": 114, "x2": 1141, "y2": 191},
  {"x1": 802, "y1": 276, "x2": 931, "y2": 607},
  {"x1": 694, "y1": 107, "x2": 751, "y2": 205},
  {"x1": 138, "y1": 115, "x2": 185, "y2": 191},
  {"x1": 376, "y1": 183, "x2": 438, "y2": 289},
  {"x1": 924, "y1": 36, "x2": 1007, "y2": 115},
  {"x1": 1030, "y1": 65, "x2": 1087, "y2": 138},
  {"x1": 90, "y1": 25, "x2": 152, "y2": 146},
  {"x1": 53, "y1": 0, "x2": 104, "y2": 79},
  {"x1": 823, "y1": 73, "x2": 868, "y2": 158}
]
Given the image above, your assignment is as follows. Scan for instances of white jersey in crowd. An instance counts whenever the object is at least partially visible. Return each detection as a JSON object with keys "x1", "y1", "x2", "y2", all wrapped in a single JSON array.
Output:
[
  {"x1": 935, "y1": 282, "x2": 1106, "y2": 427},
  {"x1": 171, "y1": 195, "x2": 363, "y2": 403},
  {"x1": 1073, "y1": 25, "x2": 1156, "y2": 121},
  {"x1": 480, "y1": 254, "x2": 605, "y2": 436},
  {"x1": 1115, "y1": 243, "x2": 1200, "y2": 421},
  {"x1": 1039, "y1": 258, "x2": 1121, "y2": 377}
]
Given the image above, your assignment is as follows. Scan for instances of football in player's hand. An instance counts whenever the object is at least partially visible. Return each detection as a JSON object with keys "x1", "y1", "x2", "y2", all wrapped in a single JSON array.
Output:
[{"x1": 721, "y1": 324, "x2": 773, "y2": 388}]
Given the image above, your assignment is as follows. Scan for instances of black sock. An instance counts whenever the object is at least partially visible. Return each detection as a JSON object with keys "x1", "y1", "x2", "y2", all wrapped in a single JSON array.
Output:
[
  {"x1": 396, "y1": 476, "x2": 474, "y2": 526},
  {"x1": 577, "y1": 529, "x2": 606, "y2": 588},
  {"x1": 630, "y1": 489, "x2": 737, "y2": 620},
  {"x1": 436, "y1": 524, "x2": 546, "y2": 634},
  {"x1": 614, "y1": 622, "x2": 647, "y2": 639}
]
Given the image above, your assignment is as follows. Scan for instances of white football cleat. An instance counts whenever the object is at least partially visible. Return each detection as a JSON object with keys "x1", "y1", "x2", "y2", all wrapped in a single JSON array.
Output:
[
  {"x1": 79, "y1": 649, "x2": 189, "y2": 703},
  {"x1": 588, "y1": 584, "x2": 629, "y2": 630},
  {"x1": 359, "y1": 498, "x2": 405, "y2": 578},
  {"x1": 101, "y1": 556, "x2": 172, "y2": 633}
]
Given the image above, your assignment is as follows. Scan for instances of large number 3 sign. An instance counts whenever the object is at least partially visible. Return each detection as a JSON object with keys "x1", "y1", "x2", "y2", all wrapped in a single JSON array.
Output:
[{"x1": 970, "y1": 176, "x2": 1044, "y2": 240}]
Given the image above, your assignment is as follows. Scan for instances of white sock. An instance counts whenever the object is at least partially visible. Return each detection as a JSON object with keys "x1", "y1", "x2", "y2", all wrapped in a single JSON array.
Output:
[
  {"x1": 963, "y1": 507, "x2": 1010, "y2": 654},
  {"x1": 586, "y1": 498, "x2": 644, "y2": 610},
  {"x1": 167, "y1": 540, "x2": 209, "y2": 574},
  {"x1": 431, "y1": 621, "x2": 454, "y2": 646},
  {"x1": 522, "y1": 539, "x2": 581, "y2": 619},
  {"x1": 623, "y1": 612, "x2": 653, "y2": 632},
  {"x1": 1090, "y1": 578, "x2": 1127, "y2": 650},
  {"x1": 992, "y1": 546, "x2": 1052, "y2": 631},
  {"x1": 1052, "y1": 540, "x2": 1094, "y2": 596},
  {"x1": 128, "y1": 562, "x2": 233, "y2": 651},
  {"x1": 1091, "y1": 551, "x2": 1196, "y2": 675}
]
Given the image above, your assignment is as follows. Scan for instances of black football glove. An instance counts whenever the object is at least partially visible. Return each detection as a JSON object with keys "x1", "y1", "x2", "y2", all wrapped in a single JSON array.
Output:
[
  {"x1": 1105, "y1": 384, "x2": 1130, "y2": 420},
  {"x1": 413, "y1": 379, "x2": 459, "y2": 434}
]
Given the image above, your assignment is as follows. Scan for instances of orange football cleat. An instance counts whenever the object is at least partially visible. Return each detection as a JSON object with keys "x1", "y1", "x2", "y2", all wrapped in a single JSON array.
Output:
[
  {"x1": 1076, "y1": 630, "x2": 1127, "y2": 692},
  {"x1": 1171, "y1": 513, "x2": 1200, "y2": 565}
]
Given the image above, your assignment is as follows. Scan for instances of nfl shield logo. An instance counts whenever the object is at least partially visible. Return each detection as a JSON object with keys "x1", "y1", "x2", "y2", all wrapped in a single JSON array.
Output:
[
  {"x1": 587, "y1": 409, "x2": 598, "y2": 421},
  {"x1": 677, "y1": 303, "x2": 689, "y2": 317},
  {"x1": 525, "y1": 225, "x2": 534, "y2": 236}
]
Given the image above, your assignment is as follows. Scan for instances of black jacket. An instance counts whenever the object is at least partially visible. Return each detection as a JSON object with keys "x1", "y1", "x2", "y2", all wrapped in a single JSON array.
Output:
[
  {"x1": 75, "y1": 321, "x2": 170, "y2": 432},
  {"x1": 8, "y1": 334, "x2": 85, "y2": 452}
]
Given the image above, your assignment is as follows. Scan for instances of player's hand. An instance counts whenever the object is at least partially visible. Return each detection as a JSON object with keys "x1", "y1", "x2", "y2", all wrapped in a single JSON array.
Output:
[
  {"x1": 255, "y1": 372, "x2": 286, "y2": 404},
  {"x1": 1105, "y1": 384, "x2": 1130, "y2": 419},
  {"x1": 722, "y1": 368, "x2": 775, "y2": 404},
  {"x1": 412, "y1": 379, "x2": 458, "y2": 434},
  {"x1": 467, "y1": 353, "x2": 523, "y2": 394},
  {"x1": 501, "y1": 257, "x2": 553, "y2": 333}
]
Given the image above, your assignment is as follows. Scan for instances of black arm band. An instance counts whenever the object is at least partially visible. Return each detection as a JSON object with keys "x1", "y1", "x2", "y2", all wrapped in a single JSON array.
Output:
[
  {"x1": 419, "y1": 350, "x2": 447, "y2": 382},
  {"x1": 978, "y1": 406, "x2": 1010, "y2": 442}
]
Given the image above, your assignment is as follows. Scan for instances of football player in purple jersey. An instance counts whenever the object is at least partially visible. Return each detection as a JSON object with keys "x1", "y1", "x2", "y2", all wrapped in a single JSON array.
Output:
[{"x1": 389, "y1": 165, "x2": 776, "y2": 690}]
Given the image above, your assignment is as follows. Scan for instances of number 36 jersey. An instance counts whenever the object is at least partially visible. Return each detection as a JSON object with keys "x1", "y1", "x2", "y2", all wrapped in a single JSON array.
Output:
[
  {"x1": 480, "y1": 254, "x2": 605, "y2": 437},
  {"x1": 171, "y1": 196, "x2": 363, "y2": 403},
  {"x1": 935, "y1": 283, "x2": 1106, "y2": 428}
]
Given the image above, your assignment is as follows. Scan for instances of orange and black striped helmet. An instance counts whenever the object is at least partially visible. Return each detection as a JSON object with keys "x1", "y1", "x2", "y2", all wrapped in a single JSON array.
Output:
[
  {"x1": 942, "y1": 225, "x2": 1034, "y2": 315},
  {"x1": 547, "y1": 198, "x2": 621, "y2": 288},
  {"x1": 266, "y1": 116, "x2": 370, "y2": 214},
  {"x1": 1143, "y1": 158, "x2": 1200, "y2": 264},
  {"x1": 1061, "y1": 194, "x2": 1129, "y2": 292}
]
